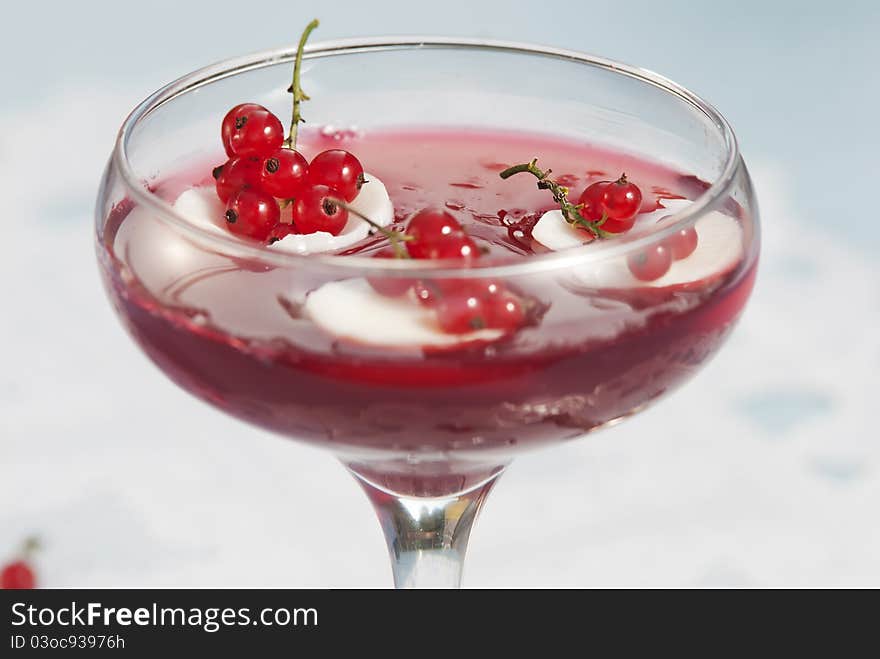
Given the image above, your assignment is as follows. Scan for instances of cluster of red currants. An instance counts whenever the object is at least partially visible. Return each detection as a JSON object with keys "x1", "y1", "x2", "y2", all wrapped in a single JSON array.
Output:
[
  {"x1": 368, "y1": 210, "x2": 527, "y2": 333},
  {"x1": 578, "y1": 174, "x2": 698, "y2": 281},
  {"x1": 213, "y1": 103, "x2": 365, "y2": 241}
]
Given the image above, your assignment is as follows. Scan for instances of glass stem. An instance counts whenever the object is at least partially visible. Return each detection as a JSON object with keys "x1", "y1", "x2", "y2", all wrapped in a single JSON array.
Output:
[{"x1": 354, "y1": 472, "x2": 502, "y2": 588}]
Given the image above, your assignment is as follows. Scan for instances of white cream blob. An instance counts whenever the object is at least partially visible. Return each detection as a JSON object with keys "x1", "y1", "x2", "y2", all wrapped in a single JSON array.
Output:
[
  {"x1": 532, "y1": 199, "x2": 744, "y2": 289},
  {"x1": 172, "y1": 186, "x2": 228, "y2": 236},
  {"x1": 303, "y1": 279, "x2": 503, "y2": 348},
  {"x1": 532, "y1": 198, "x2": 695, "y2": 251},
  {"x1": 270, "y1": 173, "x2": 393, "y2": 255},
  {"x1": 171, "y1": 176, "x2": 505, "y2": 348},
  {"x1": 532, "y1": 209, "x2": 589, "y2": 250},
  {"x1": 170, "y1": 172, "x2": 394, "y2": 255}
]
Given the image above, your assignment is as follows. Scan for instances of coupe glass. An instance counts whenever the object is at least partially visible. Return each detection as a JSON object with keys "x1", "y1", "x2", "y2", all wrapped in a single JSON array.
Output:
[{"x1": 95, "y1": 38, "x2": 759, "y2": 588}]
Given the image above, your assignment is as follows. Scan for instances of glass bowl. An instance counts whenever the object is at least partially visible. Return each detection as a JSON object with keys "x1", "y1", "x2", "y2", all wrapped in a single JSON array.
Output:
[{"x1": 95, "y1": 37, "x2": 759, "y2": 587}]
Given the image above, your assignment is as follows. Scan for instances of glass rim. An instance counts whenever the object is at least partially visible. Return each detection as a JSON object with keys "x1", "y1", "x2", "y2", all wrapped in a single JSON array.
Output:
[{"x1": 112, "y1": 36, "x2": 742, "y2": 278}]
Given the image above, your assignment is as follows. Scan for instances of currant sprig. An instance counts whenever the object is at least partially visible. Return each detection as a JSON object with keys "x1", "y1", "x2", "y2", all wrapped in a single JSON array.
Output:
[
  {"x1": 329, "y1": 198, "x2": 411, "y2": 259},
  {"x1": 499, "y1": 160, "x2": 614, "y2": 239},
  {"x1": 207, "y1": 20, "x2": 531, "y2": 335},
  {"x1": 284, "y1": 18, "x2": 319, "y2": 149},
  {"x1": 214, "y1": 19, "x2": 382, "y2": 241}
]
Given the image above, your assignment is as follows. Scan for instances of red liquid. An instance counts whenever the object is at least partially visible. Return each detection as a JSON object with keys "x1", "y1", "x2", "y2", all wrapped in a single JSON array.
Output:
[{"x1": 99, "y1": 128, "x2": 757, "y2": 495}]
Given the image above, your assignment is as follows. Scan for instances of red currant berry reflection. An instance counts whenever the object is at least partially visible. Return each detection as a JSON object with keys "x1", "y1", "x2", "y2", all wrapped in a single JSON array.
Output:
[
  {"x1": 436, "y1": 294, "x2": 488, "y2": 334},
  {"x1": 485, "y1": 292, "x2": 526, "y2": 331},
  {"x1": 292, "y1": 184, "x2": 348, "y2": 236},
  {"x1": 665, "y1": 226, "x2": 699, "y2": 260},
  {"x1": 0, "y1": 561, "x2": 35, "y2": 590},
  {"x1": 405, "y1": 209, "x2": 478, "y2": 260},
  {"x1": 451, "y1": 278, "x2": 505, "y2": 301},
  {"x1": 414, "y1": 278, "x2": 501, "y2": 307},
  {"x1": 413, "y1": 280, "x2": 443, "y2": 306},
  {"x1": 367, "y1": 249, "x2": 414, "y2": 297},
  {"x1": 308, "y1": 150, "x2": 365, "y2": 202},
  {"x1": 222, "y1": 106, "x2": 284, "y2": 157},
  {"x1": 260, "y1": 148, "x2": 309, "y2": 199},
  {"x1": 225, "y1": 189, "x2": 280, "y2": 242},
  {"x1": 627, "y1": 244, "x2": 672, "y2": 281},
  {"x1": 214, "y1": 156, "x2": 263, "y2": 203}
]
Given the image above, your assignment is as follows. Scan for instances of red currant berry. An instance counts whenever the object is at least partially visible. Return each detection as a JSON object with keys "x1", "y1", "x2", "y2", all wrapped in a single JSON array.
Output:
[
  {"x1": 1, "y1": 561, "x2": 35, "y2": 590},
  {"x1": 665, "y1": 226, "x2": 699, "y2": 260},
  {"x1": 577, "y1": 181, "x2": 611, "y2": 222},
  {"x1": 292, "y1": 184, "x2": 348, "y2": 236},
  {"x1": 221, "y1": 105, "x2": 284, "y2": 157},
  {"x1": 406, "y1": 210, "x2": 462, "y2": 256},
  {"x1": 604, "y1": 174, "x2": 643, "y2": 221},
  {"x1": 267, "y1": 222, "x2": 298, "y2": 244},
  {"x1": 576, "y1": 175, "x2": 643, "y2": 234},
  {"x1": 221, "y1": 103, "x2": 264, "y2": 156},
  {"x1": 436, "y1": 294, "x2": 488, "y2": 334},
  {"x1": 600, "y1": 214, "x2": 637, "y2": 234},
  {"x1": 260, "y1": 148, "x2": 309, "y2": 199},
  {"x1": 225, "y1": 189, "x2": 280, "y2": 242},
  {"x1": 307, "y1": 150, "x2": 365, "y2": 202},
  {"x1": 214, "y1": 156, "x2": 263, "y2": 203},
  {"x1": 627, "y1": 244, "x2": 672, "y2": 281},
  {"x1": 367, "y1": 249, "x2": 413, "y2": 297},
  {"x1": 485, "y1": 292, "x2": 526, "y2": 331},
  {"x1": 405, "y1": 209, "x2": 478, "y2": 260}
]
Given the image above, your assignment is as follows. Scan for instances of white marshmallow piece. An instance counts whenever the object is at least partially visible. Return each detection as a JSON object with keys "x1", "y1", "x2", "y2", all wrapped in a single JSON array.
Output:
[
  {"x1": 172, "y1": 186, "x2": 228, "y2": 236},
  {"x1": 532, "y1": 209, "x2": 589, "y2": 250},
  {"x1": 304, "y1": 279, "x2": 503, "y2": 348},
  {"x1": 171, "y1": 173, "x2": 394, "y2": 255},
  {"x1": 270, "y1": 172, "x2": 394, "y2": 255},
  {"x1": 533, "y1": 199, "x2": 745, "y2": 289}
]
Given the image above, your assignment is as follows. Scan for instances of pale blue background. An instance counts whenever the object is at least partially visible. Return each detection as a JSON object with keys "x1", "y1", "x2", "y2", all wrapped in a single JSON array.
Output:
[
  {"x1": 6, "y1": 0, "x2": 879, "y2": 244},
  {"x1": 1, "y1": 0, "x2": 877, "y2": 587}
]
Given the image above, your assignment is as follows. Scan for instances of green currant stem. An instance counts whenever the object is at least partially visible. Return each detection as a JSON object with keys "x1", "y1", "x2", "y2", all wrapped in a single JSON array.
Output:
[
  {"x1": 499, "y1": 160, "x2": 613, "y2": 239},
  {"x1": 329, "y1": 199, "x2": 412, "y2": 259},
  {"x1": 22, "y1": 536, "x2": 40, "y2": 559},
  {"x1": 284, "y1": 18, "x2": 320, "y2": 150}
]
